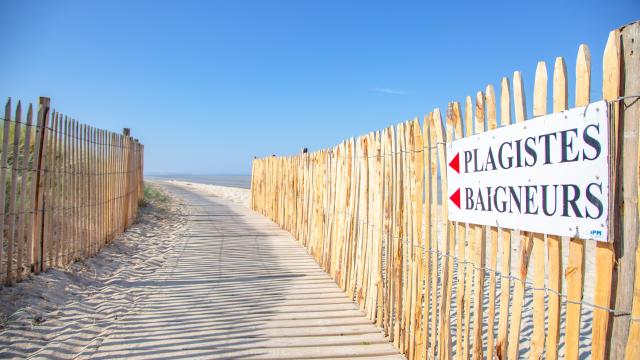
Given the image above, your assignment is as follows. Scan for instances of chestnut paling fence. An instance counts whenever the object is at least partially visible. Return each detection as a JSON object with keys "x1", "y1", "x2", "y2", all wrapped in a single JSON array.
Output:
[
  {"x1": 0, "y1": 96, "x2": 144, "y2": 286},
  {"x1": 250, "y1": 22, "x2": 640, "y2": 360}
]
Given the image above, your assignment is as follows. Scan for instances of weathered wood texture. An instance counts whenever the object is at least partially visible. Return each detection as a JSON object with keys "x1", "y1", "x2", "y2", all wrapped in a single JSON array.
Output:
[
  {"x1": 251, "y1": 22, "x2": 640, "y2": 360},
  {"x1": 0, "y1": 97, "x2": 144, "y2": 284}
]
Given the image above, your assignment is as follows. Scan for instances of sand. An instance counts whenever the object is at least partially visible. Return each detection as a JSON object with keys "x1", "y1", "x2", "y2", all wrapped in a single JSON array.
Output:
[
  {"x1": 0, "y1": 183, "x2": 188, "y2": 358},
  {"x1": 163, "y1": 179, "x2": 251, "y2": 207}
]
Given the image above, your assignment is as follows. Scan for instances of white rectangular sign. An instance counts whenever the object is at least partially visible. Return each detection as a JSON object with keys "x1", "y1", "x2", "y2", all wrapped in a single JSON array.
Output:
[{"x1": 446, "y1": 101, "x2": 609, "y2": 241}]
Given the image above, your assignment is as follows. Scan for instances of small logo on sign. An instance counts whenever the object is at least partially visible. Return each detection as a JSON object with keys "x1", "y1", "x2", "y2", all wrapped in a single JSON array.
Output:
[{"x1": 590, "y1": 229, "x2": 603, "y2": 237}]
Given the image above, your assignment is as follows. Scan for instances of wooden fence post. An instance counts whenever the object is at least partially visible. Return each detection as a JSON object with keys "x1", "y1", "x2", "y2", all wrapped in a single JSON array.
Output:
[
  {"x1": 122, "y1": 128, "x2": 131, "y2": 228},
  {"x1": 33, "y1": 96, "x2": 50, "y2": 274},
  {"x1": 0, "y1": 98, "x2": 12, "y2": 283},
  {"x1": 611, "y1": 20, "x2": 640, "y2": 359}
]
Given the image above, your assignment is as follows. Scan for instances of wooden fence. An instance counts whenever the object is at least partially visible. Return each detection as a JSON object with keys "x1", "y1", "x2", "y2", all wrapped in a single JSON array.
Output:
[
  {"x1": 0, "y1": 96, "x2": 144, "y2": 286},
  {"x1": 251, "y1": 22, "x2": 640, "y2": 360}
]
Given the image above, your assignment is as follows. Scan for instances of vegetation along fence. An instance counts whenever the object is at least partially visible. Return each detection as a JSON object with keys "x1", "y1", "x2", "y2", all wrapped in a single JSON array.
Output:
[
  {"x1": 251, "y1": 22, "x2": 640, "y2": 359},
  {"x1": 0, "y1": 96, "x2": 144, "y2": 286}
]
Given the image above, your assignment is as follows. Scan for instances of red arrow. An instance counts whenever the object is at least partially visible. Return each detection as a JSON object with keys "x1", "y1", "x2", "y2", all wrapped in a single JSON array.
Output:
[
  {"x1": 450, "y1": 188, "x2": 461, "y2": 208},
  {"x1": 449, "y1": 153, "x2": 460, "y2": 173}
]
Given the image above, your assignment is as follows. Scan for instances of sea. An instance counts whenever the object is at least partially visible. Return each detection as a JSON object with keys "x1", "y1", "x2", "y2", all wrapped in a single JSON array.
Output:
[{"x1": 146, "y1": 174, "x2": 252, "y2": 189}]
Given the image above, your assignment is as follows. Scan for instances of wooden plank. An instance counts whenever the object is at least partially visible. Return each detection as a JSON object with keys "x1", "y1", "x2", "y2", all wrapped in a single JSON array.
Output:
[
  {"x1": 47, "y1": 112, "x2": 57, "y2": 267},
  {"x1": 331, "y1": 144, "x2": 342, "y2": 281},
  {"x1": 106, "y1": 129, "x2": 111, "y2": 251},
  {"x1": 397, "y1": 124, "x2": 407, "y2": 353},
  {"x1": 545, "y1": 56, "x2": 568, "y2": 360},
  {"x1": 112, "y1": 133, "x2": 117, "y2": 240},
  {"x1": 349, "y1": 139, "x2": 363, "y2": 305},
  {"x1": 392, "y1": 125, "x2": 402, "y2": 348},
  {"x1": 361, "y1": 143, "x2": 369, "y2": 316},
  {"x1": 529, "y1": 60, "x2": 548, "y2": 360},
  {"x1": 375, "y1": 132, "x2": 385, "y2": 325},
  {"x1": 123, "y1": 130, "x2": 131, "y2": 229},
  {"x1": 99, "y1": 128, "x2": 103, "y2": 245},
  {"x1": 81, "y1": 125, "x2": 87, "y2": 256},
  {"x1": 115, "y1": 132, "x2": 121, "y2": 237},
  {"x1": 471, "y1": 91, "x2": 486, "y2": 360},
  {"x1": 98, "y1": 129, "x2": 103, "y2": 251},
  {"x1": 421, "y1": 114, "x2": 432, "y2": 360},
  {"x1": 56, "y1": 116, "x2": 64, "y2": 264},
  {"x1": 95, "y1": 128, "x2": 100, "y2": 249},
  {"x1": 383, "y1": 129, "x2": 393, "y2": 337},
  {"x1": 433, "y1": 108, "x2": 448, "y2": 359},
  {"x1": 31, "y1": 97, "x2": 49, "y2": 274},
  {"x1": 410, "y1": 119, "x2": 424, "y2": 360},
  {"x1": 356, "y1": 137, "x2": 369, "y2": 312},
  {"x1": 495, "y1": 76, "x2": 511, "y2": 360},
  {"x1": 394, "y1": 130, "x2": 403, "y2": 353},
  {"x1": 88, "y1": 127, "x2": 93, "y2": 254},
  {"x1": 362, "y1": 141, "x2": 375, "y2": 341},
  {"x1": 44, "y1": 112, "x2": 53, "y2": 267},
  {"x1": 67, "y1": 119, "x2": 73, "y2": 260},
  {"x1": 50, "y1": 113, "x2": 61, "y2": 267},
  {"x1": 564, "y1": 44, "x2": 590, "y2": 360},
  {"x1": 438, "y1": 104, "x2": 458, "y2": 360},
  {"x1": 74, "y1": 121, "x2": 81, "y2": 258},
  {"x1": 612, "y1": 21, "x2": 640, "y2": 360},
  {"x1": 104, "y1": 129, "x2": 109, "y2": 250},
  {"x1": 398, "y1": 127, "x2": 407, "y2": 351},
  {"x1": 412, "y1": 121, "x2": 424, "y2": 360},
  {"x1": 69, "y1": 119, "x2": 75, "y2": 261},
  {"x1": 5, "y1": 100, "x2": 21, "y2": 284},
  {"x1": 623, "y1": 21, "x2": 640, "y2": 360},
  {"x1": 452, "y1": 100, "x2": 466, "y2": 360},
  {"x1": 71, "y1": 120, "x2": 77, "y2": 257},
  {"x1": 60, "y1": 116, "x2": 68, "y2": 264},
  {"x1": 339, "y1": 140, "x2": 351, "y2": 291},
  {"x1": 402, "y1": 125, "x2": 413, "y2": 358},
  {"x1": 41, "y1": 111, "x2": 53, "y2": 270},
  {"x1": 0, "y1": 98, "x2": 13, "y2": 281},
  {"x1": 15, "y1": 104, "x2": 33, "y2": 282},
  {"x1": 68, "y1": 120, "x2": 74, "y2": 259},
  {"x1": 368, "y1": 132, "x2": 380, "y2": 323},
  {"x1": 462, "y1": 96, "x2": 474, "y2": 360},
  {"x1": 591, "y1": 29, "x2": 621, "y2": 360},
  {"x1": 484, "y1": 85, "x2": 498, "y2": 360},
  {"x1": 428, "y1": 113, "x2": 439, "y2": 360},
  {"x1": 59, "y1": 116, "x2": 67, "y2": 262},
  {"x1": 402, "y1": 124, "x2": 411, "y2": 354},
  {"x1": 384, "y1": 136, "x2": 393, "y2": 330},
  {"x1": 59, "y1": 117, "x2": 66, "y2": 264},
  {"x1": 507, "y1": 70, "x2": 532, "y2": 360}
]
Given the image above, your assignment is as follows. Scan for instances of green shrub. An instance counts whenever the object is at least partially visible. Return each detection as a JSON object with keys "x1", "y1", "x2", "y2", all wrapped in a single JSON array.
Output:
[{"x1": 143, "y1": 184, "x2": 168, "y2": 206}]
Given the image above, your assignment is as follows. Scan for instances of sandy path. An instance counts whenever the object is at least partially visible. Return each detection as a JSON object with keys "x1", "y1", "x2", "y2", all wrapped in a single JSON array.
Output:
[
  {"x1": 163, "y1": 180, "x2": 251, "y2": 208},
  {"x1": 1, "y1": 181, "x2": 403, "y2": 359}
]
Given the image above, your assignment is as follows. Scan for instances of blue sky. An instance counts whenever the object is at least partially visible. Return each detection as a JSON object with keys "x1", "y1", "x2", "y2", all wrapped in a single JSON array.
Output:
[{"x1": 1, "y1": 1, "x2": 637, "y2": 174}]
